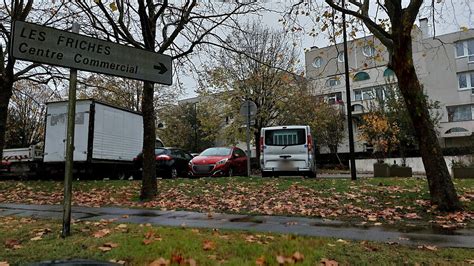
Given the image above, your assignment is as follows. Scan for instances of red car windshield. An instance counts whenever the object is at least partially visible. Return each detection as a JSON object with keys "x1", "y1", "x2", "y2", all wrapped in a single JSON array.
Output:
[{"x1": 200, "y1": 147, "x2": 232, "y2": 156}]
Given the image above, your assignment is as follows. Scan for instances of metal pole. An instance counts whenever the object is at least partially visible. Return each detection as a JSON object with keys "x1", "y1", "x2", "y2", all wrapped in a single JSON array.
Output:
[
  {"x1": 341, "y1": 1, "x2": 357, "y2": 180},
  {"x1": 62, "y1": 22, "x2": 79, "y2": 238},
  {"x1": 246, "y1": 101, "x2": 251, "y2": 177}
]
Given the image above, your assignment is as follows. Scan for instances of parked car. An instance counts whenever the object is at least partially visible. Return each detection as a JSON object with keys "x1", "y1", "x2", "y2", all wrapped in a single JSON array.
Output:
[
  {"x1": 260, "y1": 125, "x2": 316, "y2": 178},
  {"x1": 133, "y1": 147, "x2": 193, "y2": 179},
  {"x1": 188, "y1": 147, "x2": 247, "y2": 177}
]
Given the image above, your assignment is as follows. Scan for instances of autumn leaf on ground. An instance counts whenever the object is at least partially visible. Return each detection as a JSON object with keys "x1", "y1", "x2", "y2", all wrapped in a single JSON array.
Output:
[
  {"x1": 149, "y1": 258, "x2": 170, "y2": 266},
  {"x1": 116, "y1": 224, "x2": 127, "y2": 229},
  {"x1": 256, "y1": 256, "x2": 266, "y2": 266},
  {"x1": 143, "y1": 231, "x2": 162, "y2": 245},
  {"x1": 93, "y1": 229, "x2": 111, "y2": 238},
  {"x1": 418, "y1": 245, "x2": 437, "y2": 251},
  {"x1": 292, "y1": 252, "x2": 304, "y2": 262},
  {"x1": 30, "y1": 236, "x2": 42, "y2": 241},
  {"x1": 320, "y1": 258, "x2": 339, "y2": 266},
  {"x1": 98, "y1": 242, "x2": 118, "y2": 252},
  {"x1": 171, "y1": 253, "x2": 184, "y2": 264},
  {"x1": 276, "y1": 255, "x2": 295, "y2": 265},
  {"x1": 4, "y1": 239, "x2": 21, "y2": 249},
  {"x1": 202, "y1": 240, "x2": 215, "y2": 251},
  {"x1": 186, "y1": 258, "x2": 197, "y2": 266}
]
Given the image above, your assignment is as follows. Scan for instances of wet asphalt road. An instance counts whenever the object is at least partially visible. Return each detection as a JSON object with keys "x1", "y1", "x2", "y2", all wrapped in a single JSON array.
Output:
[{"x1": 0, "y1": 203, "x2": 472, "y2": 248}]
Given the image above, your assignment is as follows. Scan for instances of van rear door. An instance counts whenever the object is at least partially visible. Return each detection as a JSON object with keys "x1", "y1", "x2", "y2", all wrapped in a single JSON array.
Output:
[{"x1": 262, "y1": 127, "x2": 310, "y2": 171}]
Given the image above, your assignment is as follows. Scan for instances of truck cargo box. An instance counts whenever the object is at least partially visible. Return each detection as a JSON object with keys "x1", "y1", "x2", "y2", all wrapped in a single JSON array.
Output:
[{"x1": 43, "y1": 99, "x2": 143, "y2": 163}]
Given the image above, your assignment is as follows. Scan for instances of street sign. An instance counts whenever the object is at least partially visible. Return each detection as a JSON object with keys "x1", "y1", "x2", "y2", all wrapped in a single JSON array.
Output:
[
  {"x1": 11, "y1": 21, "x2": 172, "y2": 85},
  {"x1": 239, "y1": 100, "x2": 257, "y2": 118}
]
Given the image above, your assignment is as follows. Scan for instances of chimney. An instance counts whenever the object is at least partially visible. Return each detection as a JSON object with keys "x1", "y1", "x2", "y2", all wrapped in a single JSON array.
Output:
[{"x1": 419, "y1": 18, "x2": 429, "y2": 38}]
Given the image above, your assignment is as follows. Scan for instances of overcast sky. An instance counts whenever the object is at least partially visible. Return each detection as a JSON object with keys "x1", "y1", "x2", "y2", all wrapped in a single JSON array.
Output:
[{"x1": 178, "y1": 0, "x2": 473, "y2": 100}]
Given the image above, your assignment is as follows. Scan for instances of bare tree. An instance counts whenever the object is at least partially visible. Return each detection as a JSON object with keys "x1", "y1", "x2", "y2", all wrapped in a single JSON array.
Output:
[
  {"x1": 5, "y1": 80, "x2": 59, "y2": 148},
  {"x1": 76, "y1": 0, "x2": 261, "y2": 200},
  {"x1": 0, "y1": 0, "x2": 73, "y2": 160},
  {"x1": 200, "y1": 21, "x2": 303, "y2": 164},
  {"x1": 288, "y1": 0, "x2": 461, "y2": 211}
]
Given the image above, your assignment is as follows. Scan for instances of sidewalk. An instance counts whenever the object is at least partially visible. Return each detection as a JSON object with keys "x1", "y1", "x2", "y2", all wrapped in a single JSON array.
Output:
[{"x1": 1, "y1": 203, "x2": 473, "y2": 248}]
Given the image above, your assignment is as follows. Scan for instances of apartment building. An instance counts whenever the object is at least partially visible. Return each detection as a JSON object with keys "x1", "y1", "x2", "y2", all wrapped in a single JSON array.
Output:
[{"x1": 304, "y1": 21, "x2": 474, "y2": 154}]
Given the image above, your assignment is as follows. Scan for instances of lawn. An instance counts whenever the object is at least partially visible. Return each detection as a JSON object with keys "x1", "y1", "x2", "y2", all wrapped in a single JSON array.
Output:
[
  {"x1": 0, "y1": 216, "x2": 473, "y2": 265},
  {"x1": 0, "y1": 177, "x2": 472, "y2": 230}
]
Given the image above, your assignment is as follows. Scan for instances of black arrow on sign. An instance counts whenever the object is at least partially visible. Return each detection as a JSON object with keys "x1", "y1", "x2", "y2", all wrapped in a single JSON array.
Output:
[{"x1": 153, "y1": 63, "x2": 168, "y2": 74}]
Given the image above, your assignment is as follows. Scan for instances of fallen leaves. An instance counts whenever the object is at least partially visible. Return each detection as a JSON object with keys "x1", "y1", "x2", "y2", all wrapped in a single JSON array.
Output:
[
  {"x1": 142, "y1": 231, "x2": 162, "y2": 245},
  {"x1": 4, "y1": 239, "x2": 21, "y2": 249},
  {"x1": 93, "y1": 229, "x2": 111, "y2": 238},
  {"x1": 320, "y1": 258, "x2": 339, "y2": 266},
  {"x1": 417, "y1": 245, "x2": 438, "y2": 251},
  {"x1": 202, "y1": 240, "x2": 215, "y2": 251},
  {"x1": 98, "y1": 242, "x2": 119, "y2": 252},
  {"x1": 275, "y1": 252, "x2": 304, "y2": 265},
  {"x1": 0, "y1": 179, "x2": 472, "y2": 229}
]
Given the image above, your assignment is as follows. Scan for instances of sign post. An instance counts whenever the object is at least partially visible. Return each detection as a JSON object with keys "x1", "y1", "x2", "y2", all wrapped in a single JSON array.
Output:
[
  {"x1": 10, "y1": 20, "x2": 173, "y2": 236},
  {"x1": 61, "y1": 22, "x2": 79, "y2": 238},
  {"x1": 239, "y1": 100, "x2": 257, "y2": 177}
]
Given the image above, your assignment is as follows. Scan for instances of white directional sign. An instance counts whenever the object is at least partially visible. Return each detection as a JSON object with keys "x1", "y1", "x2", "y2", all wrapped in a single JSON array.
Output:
[{"x1": 11, "y1": 21, "x2": 172, "y2": 85}]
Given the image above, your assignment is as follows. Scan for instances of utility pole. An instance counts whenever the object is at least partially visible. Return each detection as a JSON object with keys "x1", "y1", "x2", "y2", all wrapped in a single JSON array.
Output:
[{"x1": 341, "y1": 0, "x2": 357, "y2": 180}]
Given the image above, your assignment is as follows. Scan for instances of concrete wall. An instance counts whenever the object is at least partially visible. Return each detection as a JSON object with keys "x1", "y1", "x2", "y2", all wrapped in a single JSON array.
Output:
[{"x1": 354, "y1": 155, "x2": 472, "y2": 174}]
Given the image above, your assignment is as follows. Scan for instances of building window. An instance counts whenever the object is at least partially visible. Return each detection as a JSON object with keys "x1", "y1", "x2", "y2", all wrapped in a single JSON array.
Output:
[
  {"x1": 312, "y1": 57, "x2": 323, "y2": 68},
  {"x1": 326, "y1": 78, "x2": 341, "y2": 87},
  {"x1": 353, "y1": 72, "x2": 370, "y2": 81},
  {"x1": 457, "y1": 72, "x2": 474, "y2": 93},
  {"x1": 354, "y1": 86, "x2": 386, "y2": 101},
  {"x1": 337, "y1": 51, "x2": 344, "y2": 63},
  {"x1": 454, "y1": 39, "x2": 474, "y2": 62},
  {"x1": 353, "y1": 104, "x2": 364, "y2": 112},
  {"x1": 327, "y1": 92, "x2": 343, "y2": 104},
  {"x1": 384, "y1": 68, "x2": 396, "y2": 82},
  {"x1": 362, "y1": 45, "x2": 376, "y2": 57},
  {"x1": 445, "y1": 127, "x2": 469, "y2": 134},
  {"x1": 447, "y1": 104, "x2": 473, "y2": 122}
]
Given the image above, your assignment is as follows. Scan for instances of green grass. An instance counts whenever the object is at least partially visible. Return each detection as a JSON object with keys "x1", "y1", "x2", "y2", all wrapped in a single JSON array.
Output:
[{"x1": 0, "y1": 216, "x2": 472, "y2": 265}]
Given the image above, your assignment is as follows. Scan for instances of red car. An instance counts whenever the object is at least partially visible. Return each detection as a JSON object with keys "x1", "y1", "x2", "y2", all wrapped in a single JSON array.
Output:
[{"x1": 188, "y1": 147, "x2": 248, "y2": 177}]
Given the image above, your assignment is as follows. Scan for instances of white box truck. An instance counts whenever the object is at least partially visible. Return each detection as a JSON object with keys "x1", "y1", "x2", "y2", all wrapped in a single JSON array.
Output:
[{"x1": 42, "y1": 99, "x2": 144, "y2": 178}]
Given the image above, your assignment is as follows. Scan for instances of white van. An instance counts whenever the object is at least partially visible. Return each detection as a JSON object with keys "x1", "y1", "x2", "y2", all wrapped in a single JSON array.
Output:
[{"x1": 260, "y1": 125, "x2": 316, "y2": 178}]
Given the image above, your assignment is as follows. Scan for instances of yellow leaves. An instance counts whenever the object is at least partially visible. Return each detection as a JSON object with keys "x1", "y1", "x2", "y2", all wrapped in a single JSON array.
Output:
[{"x1": 109, "y1": 2, "x2": 118, "y2": 11}]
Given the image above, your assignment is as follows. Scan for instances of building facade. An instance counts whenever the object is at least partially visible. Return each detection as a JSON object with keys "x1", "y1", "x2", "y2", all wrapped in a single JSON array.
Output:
[{"x1": 305, "y1": 22, "x2": 474, "y2": 154}]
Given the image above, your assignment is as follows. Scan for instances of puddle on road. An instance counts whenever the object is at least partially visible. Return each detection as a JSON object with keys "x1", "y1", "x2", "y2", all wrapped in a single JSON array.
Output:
[
  {"x1": 132, "y1": 212, "x2": 162, "y2": 217},
  {"x1": 229, "y1": 216, "x2": 264, "y2": 224}
]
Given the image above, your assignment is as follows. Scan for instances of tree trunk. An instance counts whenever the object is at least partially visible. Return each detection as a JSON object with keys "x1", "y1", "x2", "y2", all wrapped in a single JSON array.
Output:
[
  {"x1": 0, "y1": 79, "x2": 13, "y2": 160},
  {"x1": 140, "y1": 81, "x2": 157, "y2": 200},
  {"x1": 392, "y1": 31, "x2": 461, "y2": 211}
]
